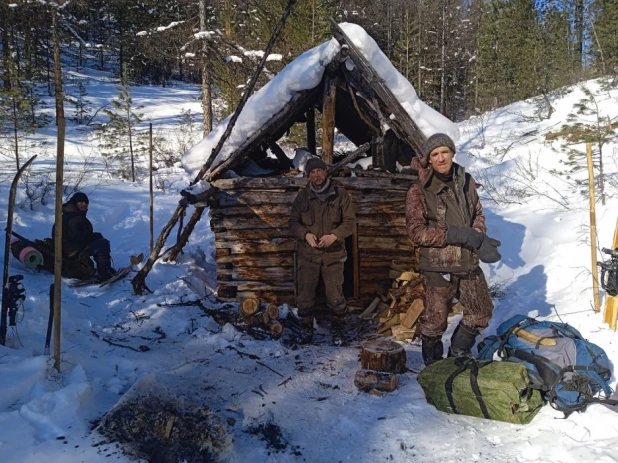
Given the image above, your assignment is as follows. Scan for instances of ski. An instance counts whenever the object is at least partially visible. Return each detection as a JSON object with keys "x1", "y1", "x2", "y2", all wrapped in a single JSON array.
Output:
[
  {"x1": 1, "y1": 155, "x2": 38, "y2": 346},
  {"x1": 69, "y1": 253, "x2": 144, "y2": 288}
]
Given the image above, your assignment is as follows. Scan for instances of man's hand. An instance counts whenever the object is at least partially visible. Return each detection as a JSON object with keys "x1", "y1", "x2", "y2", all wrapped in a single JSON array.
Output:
[
  {"x1": 318, "y1": 234, "x2": 338, "y2": 248},
  {"x1": 305, "y1": 233, "x2": 319, "y2": 248}
]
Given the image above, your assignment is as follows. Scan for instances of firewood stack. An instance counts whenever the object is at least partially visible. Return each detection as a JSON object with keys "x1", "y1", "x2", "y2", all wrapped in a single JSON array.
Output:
[
  {"x1": 358, "y1": 269, "x2": 425, "y2": 341},
  {"x1": 239, "y1": 298, "x2": 284, "y2": 339}
]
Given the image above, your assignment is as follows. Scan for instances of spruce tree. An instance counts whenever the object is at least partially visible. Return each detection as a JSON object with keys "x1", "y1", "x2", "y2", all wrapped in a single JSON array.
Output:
[{"x1": 97, "y1": 85, "x2": 145, "y2": 182}]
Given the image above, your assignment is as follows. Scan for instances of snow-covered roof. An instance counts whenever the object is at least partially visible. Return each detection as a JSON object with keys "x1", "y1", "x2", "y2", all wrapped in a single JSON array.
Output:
[{"x1": 181, "y1": 22, "x2": 459, "y2": 179}]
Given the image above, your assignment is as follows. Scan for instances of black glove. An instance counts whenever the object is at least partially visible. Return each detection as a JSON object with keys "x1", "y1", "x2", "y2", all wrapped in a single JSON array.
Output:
[
  {"x1": 446, "y1": 226, "x2": 484, "y2": 249},
  {"x1": 478, "y1": 236, "x2": 501, "y2": 263}
]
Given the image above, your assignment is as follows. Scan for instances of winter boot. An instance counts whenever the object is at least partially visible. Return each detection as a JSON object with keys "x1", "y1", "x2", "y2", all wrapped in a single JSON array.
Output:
[
  {"x1": 448, "y1": 322, "x2": 478, "y2": 359},
  {"x1": 421, "y1": 334, "x2": 444, "y2": 366},
  {"x1": 296, "y1": 315, "x2": 314, "y2": 345},
  {"x1": 94, "y1": 255, "x2": 116, "y2": 282},
  {"x1": 331, "y1": 313, "x2": 346, "y2": 347}
]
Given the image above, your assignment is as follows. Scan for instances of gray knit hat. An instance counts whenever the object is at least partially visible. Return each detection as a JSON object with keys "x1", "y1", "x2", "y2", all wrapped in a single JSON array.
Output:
[
  {"x1": 305, "y1": 157, "x2": 327, "y2": 174},
  {"x1": 422, "y1": 133, "x2": 456, "y2": 161}
]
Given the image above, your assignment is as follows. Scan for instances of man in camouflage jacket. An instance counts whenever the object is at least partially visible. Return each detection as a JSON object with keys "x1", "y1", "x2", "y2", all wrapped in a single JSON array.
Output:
[
  {"x1": 289, "y1": 158, "x2": 356, "y2": 343},
  {"x1": 406, "y1": 133, "x2": 501, "y2": 365}
]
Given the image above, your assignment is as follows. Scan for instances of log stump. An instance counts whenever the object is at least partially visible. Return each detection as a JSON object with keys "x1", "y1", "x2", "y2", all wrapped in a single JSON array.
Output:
[
  {"x1": 360, "y1": 339, "x2": 406, "y2": 374},
  {"x1": 354, "y1": 369, "x2": 397, "y2": 393}
]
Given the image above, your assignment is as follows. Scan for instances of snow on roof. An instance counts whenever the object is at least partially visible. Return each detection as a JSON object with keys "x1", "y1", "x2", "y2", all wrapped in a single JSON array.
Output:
[{"x1": 181, "y1": 22, "x2": 459, "y2": 179}]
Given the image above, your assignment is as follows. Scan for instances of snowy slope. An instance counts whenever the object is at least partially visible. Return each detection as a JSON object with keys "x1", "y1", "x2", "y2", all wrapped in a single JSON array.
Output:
[{"x1": 1, "y1": 69, "x2": 618, "y2": 462}]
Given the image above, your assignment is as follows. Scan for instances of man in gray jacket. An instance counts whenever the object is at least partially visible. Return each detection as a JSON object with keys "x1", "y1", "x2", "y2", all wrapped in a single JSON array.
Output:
[{"x1": 289, "y1": 158, "x2": 356, "y2": 344}]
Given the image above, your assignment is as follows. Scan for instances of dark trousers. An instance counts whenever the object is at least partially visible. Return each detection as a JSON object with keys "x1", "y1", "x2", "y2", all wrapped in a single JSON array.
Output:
[
  {"x1": 419, "y1": 268, "x2": 494, "y2": 337},
  {"x1": 87, "y1": 237, "x2": 111, "y2": 258},
  {"x1": 296, "y1": 255, "x2": 346, "y2": 317}
]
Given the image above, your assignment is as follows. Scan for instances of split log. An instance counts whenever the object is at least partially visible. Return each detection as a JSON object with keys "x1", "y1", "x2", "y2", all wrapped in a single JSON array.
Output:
[
  {"x1": 360, "y1": 339, "x2": 407, "y2": 374},
  {"x1": 354, "y1": 369, "x2": 397, "y2": 393},
  {"x1": 241, "y1": 298, "x2": 260, "y2": 316},
  {"x1": 358, "y1": 296, "x2": 380, "y2": 319},
  {"x1": 391, "y1": 325, "x2": 416, "y2": 341},
  {"x1": 377, "y1": 314, "x2": 400, "y2": 334},
  {"x1": 400, "y1": 299, "x2": 424, "y2": 329}
]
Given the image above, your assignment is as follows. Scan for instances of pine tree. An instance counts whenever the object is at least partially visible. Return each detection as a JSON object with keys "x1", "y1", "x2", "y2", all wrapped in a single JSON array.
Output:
[
  {"x1": 555, "y1": 85, "x2": 617, "y2": 205},
  {"x1": 97, "y1": 85, "x2": 145, "y2": 182},
  {"x1": 590, "y1": 0, "x2": 618, "y2": 76}
]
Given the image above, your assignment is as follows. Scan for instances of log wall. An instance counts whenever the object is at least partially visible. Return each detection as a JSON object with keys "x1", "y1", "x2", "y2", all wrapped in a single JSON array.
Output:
[{"x1": 209, "y1": 175, "x2": 418, "y2": 306}]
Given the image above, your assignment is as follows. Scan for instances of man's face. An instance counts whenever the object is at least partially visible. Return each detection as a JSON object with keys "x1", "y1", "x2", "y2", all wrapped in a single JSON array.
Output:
[
  {"x1": 76, "y1": 201, "x2": 88, "y2": 212},
  {"x1": 309, "y1": 167, "x2": 327, "y2": 188},
  {"x1": 429, "y1": 146, "x2": 454, "y2": 175}
]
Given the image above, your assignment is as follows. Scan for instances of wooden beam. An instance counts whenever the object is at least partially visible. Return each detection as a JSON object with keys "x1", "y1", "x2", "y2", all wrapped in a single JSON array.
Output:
[
  {"x1": 267, "y1": 140, "x2": 293, "y2": 170},
  {"x1": 306, "y1": 108, "x2": 316, "y2": 155},
  {"x1": 322, "y1": 76, "x2": 337, "y2": 165},
  {"x1": 329, "y1": 19, "x2": 427, "y2": 156}
]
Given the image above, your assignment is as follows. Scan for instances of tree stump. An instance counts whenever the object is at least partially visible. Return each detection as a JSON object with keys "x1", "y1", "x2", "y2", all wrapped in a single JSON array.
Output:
[
  {"x1": 360, "y1": 339, "x2": 406, "y2": 374},
  {"x1": 354, "y1": 369, "x2": 397, "y2": 392}
]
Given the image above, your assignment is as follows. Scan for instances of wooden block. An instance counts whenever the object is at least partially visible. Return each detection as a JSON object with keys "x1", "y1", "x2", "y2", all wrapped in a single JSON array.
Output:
[
  {"x1": 389, "y1": 270, "x2": 419, "y2": 281},
  {"x1": 391, "y1": 325, "x2": 416, "y2": 341},
  {"x1": 400, "y1": 299, "x2": 424, "y2": 329},
  {"x1": 354, "y1": 369, "x2": 398, "y2": 393},
  {"x1": 452, "y1": 302, "x2": 464, "y2": 313},
  {"x1": 604, "y1": 296, "x2": 618, "y2": 330},
  {"x1": 377, "y1": 314, "x2": 400, "y2": 334},
  {"x1": 360, "y1": 339, "x2": 407, "y2": 373}
]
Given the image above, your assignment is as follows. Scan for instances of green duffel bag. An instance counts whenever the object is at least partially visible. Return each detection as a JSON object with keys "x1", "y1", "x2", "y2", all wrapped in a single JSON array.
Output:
[{"x1": 417, "y1": 357, "x2": 544, "y2": 424}]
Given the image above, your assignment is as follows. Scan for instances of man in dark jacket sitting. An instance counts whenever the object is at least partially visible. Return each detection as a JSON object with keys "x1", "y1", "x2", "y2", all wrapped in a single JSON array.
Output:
[{"x1": 52, "y1": 192, "x2": 115, "y2": 281}]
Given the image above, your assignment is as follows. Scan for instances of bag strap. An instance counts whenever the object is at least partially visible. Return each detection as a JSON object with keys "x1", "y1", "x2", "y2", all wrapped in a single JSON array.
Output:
[{"x1": 444, "y1": 358, "x2": 491, "y2": 419}]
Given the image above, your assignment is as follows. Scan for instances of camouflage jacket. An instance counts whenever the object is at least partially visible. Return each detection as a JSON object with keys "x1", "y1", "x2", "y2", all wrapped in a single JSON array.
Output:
[
  {"x1": 406, "y1": 157, "x2": 486, "y2": 273},
  {"x1": 289, "y1": 181, "x2": 356, "y2": 261}
]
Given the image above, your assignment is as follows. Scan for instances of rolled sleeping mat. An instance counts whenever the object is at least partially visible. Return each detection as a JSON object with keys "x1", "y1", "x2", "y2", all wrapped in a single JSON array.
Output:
[{"x1": 10, "y1": 239, "x2": 44, "y2": 269}]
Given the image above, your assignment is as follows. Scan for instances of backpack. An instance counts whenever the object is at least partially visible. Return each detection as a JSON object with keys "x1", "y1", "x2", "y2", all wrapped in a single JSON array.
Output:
[{"x1": 477, "y1": 315, "x2": 618, "y2": 416}]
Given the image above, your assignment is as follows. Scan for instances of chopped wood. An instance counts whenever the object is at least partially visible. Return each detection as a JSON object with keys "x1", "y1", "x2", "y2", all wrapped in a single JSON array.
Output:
[
  {"x1": 360, "y1": 339, "x2": 407, "y2": 374},
  {"x1": 391, "y1": 325, "x2": 416, "y2": 341},
  {"x1": 241, "y1": 298, "x2": 260, "y2": 316},
  {"x1": 400, "y1": 299, "x2": 424, "y2": 329},
  {"x1": 389, "y1": 270, "x2": 419, "y2": 281},
  {"x1": 377, "y1": 314, "x2": 400, "y2": 334},
  {"x1": 267, "y1": 320, "x2": 284, "y2": 338},
  {"x1": 265, "y1": 303, "x2": 279, "y2": 321},
  {"x1": 452, "y1": 302, "x2": 464, "y2": 313},
  {"x1": 358, "y1": 297, "x2": 380, "y2": 319},
  {"x1": 354, "y1": 369, "x2": 398, "y2": 393}
]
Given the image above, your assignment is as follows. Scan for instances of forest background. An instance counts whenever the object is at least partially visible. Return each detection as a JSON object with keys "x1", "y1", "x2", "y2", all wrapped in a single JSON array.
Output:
[{"x1": 1, "y1": 0, "x2": 617, "y2": 174}]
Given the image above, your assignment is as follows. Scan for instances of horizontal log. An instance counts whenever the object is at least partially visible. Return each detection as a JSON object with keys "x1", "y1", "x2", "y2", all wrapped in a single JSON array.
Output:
[
  {"x1": 217, "y1": 281, "x2": 295, "y2": 291},
  {"x1": 215, "y1": 239, "x2": 296, "y2": 254},
  {"x1": 216, "y1": 253, "x2": 294, "y2": 268},
  {"x1": 211, "y1": 202, "x2": 405, "y2": 217},
  {"x1": 217, "y1": 266, "x2": 294, "y2": 281},
  {"x1": 356, "y1": 214, "x2": 405, "y2": 227},
  {"x1": 358, "y1": 236, "x2": 414, "y2": 248},
  {"x1": 354, "y1": 369, "x2": 397, "y2": 393},
  {"x1": 211, "y1": 216, "x2": 287, "y2": 230},
  {"x1": 215, "y1": 228, "x2": 292, "y2": 241},
  {"x1": 211, "y1": 176, "x2": 412, "y2": 191}
]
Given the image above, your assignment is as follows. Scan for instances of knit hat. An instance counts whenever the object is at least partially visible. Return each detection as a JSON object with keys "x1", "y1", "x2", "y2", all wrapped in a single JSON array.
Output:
[
  {"x1": 70, "y1": 192, "x2": 89, "y2": 204},
  {"x1": 304, "y1": 157, "x2": 327, "y2": 174},
  {"x1": 422, "y1": 133, "x2": 456, "y2": 162}
]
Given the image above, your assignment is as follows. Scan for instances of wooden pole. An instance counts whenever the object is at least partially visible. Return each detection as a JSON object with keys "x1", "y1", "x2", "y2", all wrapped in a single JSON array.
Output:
[
  {"x1": 586, "y1": 143, "x2": 601, "y2": 313},
  {"x1": 149, "y1": 123, "x2": 154, "y2": 253},
  {"x1": 306, "y1": 109, "x2": 316, "y2": 155},
  {"x1": 321, "y1": 77, "x2": 337, "y2": 165},
  {"x1": 53, "y1": 117, "x2": 65, "y2": 371}
]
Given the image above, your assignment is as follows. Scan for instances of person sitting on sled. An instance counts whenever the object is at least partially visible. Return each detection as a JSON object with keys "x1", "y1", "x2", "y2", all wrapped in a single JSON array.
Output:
[{"x1": 52, "y1": 192, "x2": 115, "y2": 281}]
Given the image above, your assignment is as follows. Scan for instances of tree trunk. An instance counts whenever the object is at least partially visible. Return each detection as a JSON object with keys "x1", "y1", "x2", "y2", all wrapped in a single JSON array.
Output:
[
  {"x1": 199, "y1": 0, "x2": 213, "y2": 135},
  {"x1": 52, "y1": 10, "x2": 64, "y2": 122},
  {"x1": 0, "y1": 2, "x2": 10, "y2": 90}
]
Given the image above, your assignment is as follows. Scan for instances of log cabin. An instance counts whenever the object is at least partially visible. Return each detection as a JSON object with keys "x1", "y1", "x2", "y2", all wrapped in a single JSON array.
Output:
[{"x1": 172, "y1": 22, "x2": 459, "y2": 308}]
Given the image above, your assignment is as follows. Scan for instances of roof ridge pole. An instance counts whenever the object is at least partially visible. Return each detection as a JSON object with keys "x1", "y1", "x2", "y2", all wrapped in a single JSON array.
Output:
[{"x1": 130, "y1": 0, "x2": 299, "y2": 296}]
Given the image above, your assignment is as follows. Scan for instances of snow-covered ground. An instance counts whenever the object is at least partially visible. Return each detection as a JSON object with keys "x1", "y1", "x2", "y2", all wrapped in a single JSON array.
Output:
[{"x1": 2, "y1": 47, "x2": 618, "y2": 463}]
